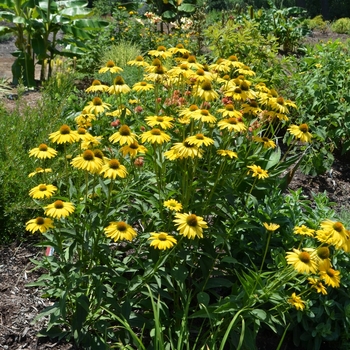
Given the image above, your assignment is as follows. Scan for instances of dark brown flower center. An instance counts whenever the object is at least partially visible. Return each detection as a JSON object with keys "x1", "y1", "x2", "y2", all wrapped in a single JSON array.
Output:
[
  {"x1": 327, "y1": 268, "x2": 336, "y2": 278},
  {"x1": 77, "y1": 128, "x2": 86, "y2": 134},
  {"x1": 189, "y1": 105, "x2": 198, "y2": 111},
  {"x1": 240, "y1": 81, "x2": 249, "y2": 91},
  {"x1": 92, "y1": 80, "x2": 101, "y2": 86},
  {"x1": 92, "y1": 97, "x2": 102, "y2": 106},
  {"x1": 188, "y1": 55, "x2": 196, "y2": 63},
  {"x1": 200, "y1": 109, "x2": 209, "y2": 116},
  {"x1": 317, "y1": 247, "x2": 330, "y2": 259},
  {"x1": 116, "y1": 221, "x2": 127, "y2": 231},
  {"x1": 180, "y1": 63, "x2": 188, "y2": 70},
  {"x1": 157, "y1": 45, "x2": 166, "y2": 52},
  {"x1": 129, "y1": 142, "x2": 139, "y2": 150},
  {"x1": 152, "y1": 58, "x2": 162, "y2": 66},
  {"x1": 36, "y1": 217, "x2": 45, "y2": 225},
  {"x1": 333, "y1": 222, "x2": 343, "y2": 232},
  {"x1": 234, "y1": 87, "x2": 242, "y2": 94},
  {"x1": 201, "y1": 81, "x2": 212, "y2": 91},
  {"x1": 228, "y1": 118, "x2": 238, "y2": 124},
  {"x1": 196, "y1": 69, "x2": 204, "y2": 76},
  {"x1": 59, "y1": 125, "x2": 71, "y2": 134},
  {"x1": 141, "y1": 82, "x2": 147, "y2": 86},
  {"x1": 38, "y1": 143, "x2": 48, "y2": 151},
  {"x1": 298, "y1": 252, "x2": 311, "y2": 263},
  {"x1": 109, "y1": 159, "x2": 120, "y2": 169},
  {"x1": 119, "y1": 125, "x2": 131, "y2": 136},
  {"x1": 225, "y1": 104, "x2": 234, "y2": 111},
  {"x1": 158, "y1": 233, "x2": 167, "y2": 241},
  {"x1": 106, "y1": 60, "x2": 115, "y2": 67},
  {"x1": 156, "y1": 117, "x2": 164, "y2": 122},
  {"x1": 299, "y1": 124, "x2": 309, "y2": 133},
  {"x1": 39, "y1": 185, "x2": 47, "y2": 191},
  {"x1": 277, "y1": 97, "x2": 285, "y2": 105},
  {"x1": 196, "y1": 134, "x2": 204, "y2": 140},
  {"x1": 151, "y1": 129, "x2": 161, "y2": 135},
  {"x1": 54, "y1": 200, "x2": 64, "y2": 209},
  {"x1": 114, "y1": 76, "x2": 125, "y2": 85},
  {"x1": 83, "y1": 150, "x2": 94, "y2": 161},
  {"x1": 186, "y1": 214, "x2": 198, "y2": 227},
  {"x1": 136, "y1": 56, "x2": 144, "y2": 61},
  {"x1": 94, "y1": 149, "x2": 104, "y2": 159}
]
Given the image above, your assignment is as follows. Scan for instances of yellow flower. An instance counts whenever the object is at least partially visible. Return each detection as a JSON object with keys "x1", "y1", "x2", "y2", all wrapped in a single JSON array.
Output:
[
  {"x1": 263, "y1": 222, "x2": 280, "y2": 231},
  {"x1": 217, "y1": 150, "x2": 238, "y2": 159},
  {"x1": 241, "y1": 100, "x2": 262, "y2": 116},
  {"x1": 253, "y1": 136, "x2": 276, "y2": 149},
  {"x1": 168, "y1": 44, "x2": 190, "y2": 55},
  {"x1": 294, "y1": 225, "x2": 315, "y2": 237},
  {"x1": 44, "y1": 200, "x2": 75, "y2": 219},
  {"x1": 108, "y1": 76, "x2": 131, "y2": 95},
  {"x1": 247, "y1": 165, "x2": 269, "y2": 180},
  {"x1": 288, "y1": 292, "x2": 305, "y2": 311},
  {"x1": 75, "y1": 111, "x2": 96, "y2": 128},
  {"x1": 84, "y1": 97, "x2": 111, "y2": 115},
  {"x1": 26, "y1": 217, "x2": 54, "y2": 234},
  {"x1": 285, "y1": 248, "x2": 318, "y2": 274},
  {"x1": 193, "y1": 80, "x2": 219, "y2": 101},
  {"x1": 141, "y1": 128, "x2": 171, "y2": 144},
  {"x1": 29, "y1": 144, "x2": 57, "y2": 159},
  {"x1": 148, "y1": 45, "x2": 172, "y2": 59},
  {"x1": 71, "y1": 150, "x2": 104, "y2": 174},
  {"x1": 164, "y1": 199, "x2": 183, "y2": 212},
  {"x1": 185, "y1": 133, "x2": 214, "y2": 147},
  {"x1": 28, "y1": 168, "x2": 52, "y2": 178},
  {"x1": 145, "y1": 116, "x2": 174, "y2": 129},
  {"x1": 288, "y1": 124, "x2": 312, "y2": 143},
  {"x1": 148, "y1": 232, "x2": 177, "y2": 250},
  {"x1": 120, "y1": 141, "x2": 148, "y2": 158},
  {"x1": 319, "y1": 259, "x2": 340, "y2": 288},
  {"x1": 127, "y1": 56, "x2": 149, "y2": 67},
  {"x1": 99, "y1": 60, "x2": 123, "y2": 74},
  {"x1": 165, "y1": 141, "x2": 203, "y2": 159},
  {"x1": 316, "y1": 220, "x2": 347, "y2": 250},
  {"x1": 173, "y1": 212, "x2": 208, "y2": 239},
  {"x1": 308, "y1": 278, "x2": 327, "y2": 295},
  {"x1": 217, "y1": 104, "x2": 242, "y2": 118},
  {"x1": 218, "y1": 117, "x2": 246, "y2": 133},
  {"x1": 104, "y1": 221, "x2": 137, "y2": 242},
  {"x1": 109, "y1": 125, "x2": 138, "y2": 146},
  {"x1": 132, "y1": 81, "x2": 154, "y2": 93},
  {"x1": 85, "y1": 79, "x2": 109, "y2": 93},
  {"x1": 49, "y1": 125, "x2": 80, "y2": 144},
  {"x1": 29, "y1": 184, "x2": 57, "y2": 199},
  {"x1": 191, "y1": 109, "x2": 217, "y2": 124},
  {"x1": 100, "y1": 159, "x2": 128, "y2": 179}
]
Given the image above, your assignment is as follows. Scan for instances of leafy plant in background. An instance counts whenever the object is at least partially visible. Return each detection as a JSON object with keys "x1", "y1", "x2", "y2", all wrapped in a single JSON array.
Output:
[
  {"x1": 248, "y1": 0, "x2": 310, "y2": 53},
  {"x1": 22, "y1": 40, "x2": 350, "y2": 349},
  {"x1": 286, "y1": 39, "x2": 350, "y2": 174},
  {"x1": 0, "y1": 0, "x2": 108, "y2": 86},
  {"x1": 331, "y1": 17, "x2": 350, "y2": 34},
  {"x1": 0, "y1": 61, "x2": 79, "y2": 243}
]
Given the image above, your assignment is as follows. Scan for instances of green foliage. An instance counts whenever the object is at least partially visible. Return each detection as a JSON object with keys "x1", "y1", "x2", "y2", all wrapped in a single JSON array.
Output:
[
  {"x1": 20, "y1": 42, "x2": 350, "y2": 349},
  {"x1": 204, "y1": 17, "x2": 280, "y2": 77},
  {"x1": 286, "y1": 39, "x2": 350, "y2": 174},
  {"x1": 0, "y1": 67, "x2": 79, "y2": 243},
  {"x1": 0, "y1": 0, "x2": 109, "y2": 86},
  {"x1": 331, "y1": 17, "x2": 350, "y2": 34},
  {"x1": 305, "y1": 15, "x2": 329, "y2": 33}
]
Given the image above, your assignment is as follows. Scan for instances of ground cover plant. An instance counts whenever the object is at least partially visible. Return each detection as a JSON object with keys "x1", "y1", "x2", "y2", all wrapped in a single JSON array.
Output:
[{"x1": 2, "y1": 1, "x2": 350, "y2": 349}]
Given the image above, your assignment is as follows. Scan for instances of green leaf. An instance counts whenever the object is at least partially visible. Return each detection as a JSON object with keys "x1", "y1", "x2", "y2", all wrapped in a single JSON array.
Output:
[
  {"x1": 197, "y1": 292, "x2": 210, "y2": 306},
  {"x1": 178, "y1": 3, "x2": 195, "y2": 12},
  {"x1": 171, "y1": 264, "x2": 188, "y2": 283}
]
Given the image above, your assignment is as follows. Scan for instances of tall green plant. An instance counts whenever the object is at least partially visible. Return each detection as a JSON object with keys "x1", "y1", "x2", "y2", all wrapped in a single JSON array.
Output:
[{"x1": 0, "y1": 0, "x2": 108, "y2": 86}]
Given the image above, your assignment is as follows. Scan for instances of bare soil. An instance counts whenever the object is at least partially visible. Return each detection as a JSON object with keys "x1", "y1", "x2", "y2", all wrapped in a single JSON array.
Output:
[{"x1": 1, "y1": 30, "x2": 350, "y2": 349}]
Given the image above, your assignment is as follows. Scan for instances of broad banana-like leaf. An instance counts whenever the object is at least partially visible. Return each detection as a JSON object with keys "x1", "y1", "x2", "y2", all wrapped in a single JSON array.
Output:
[{"x1": 178, "y1": 3, "x2": 195, "y2": 12}]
